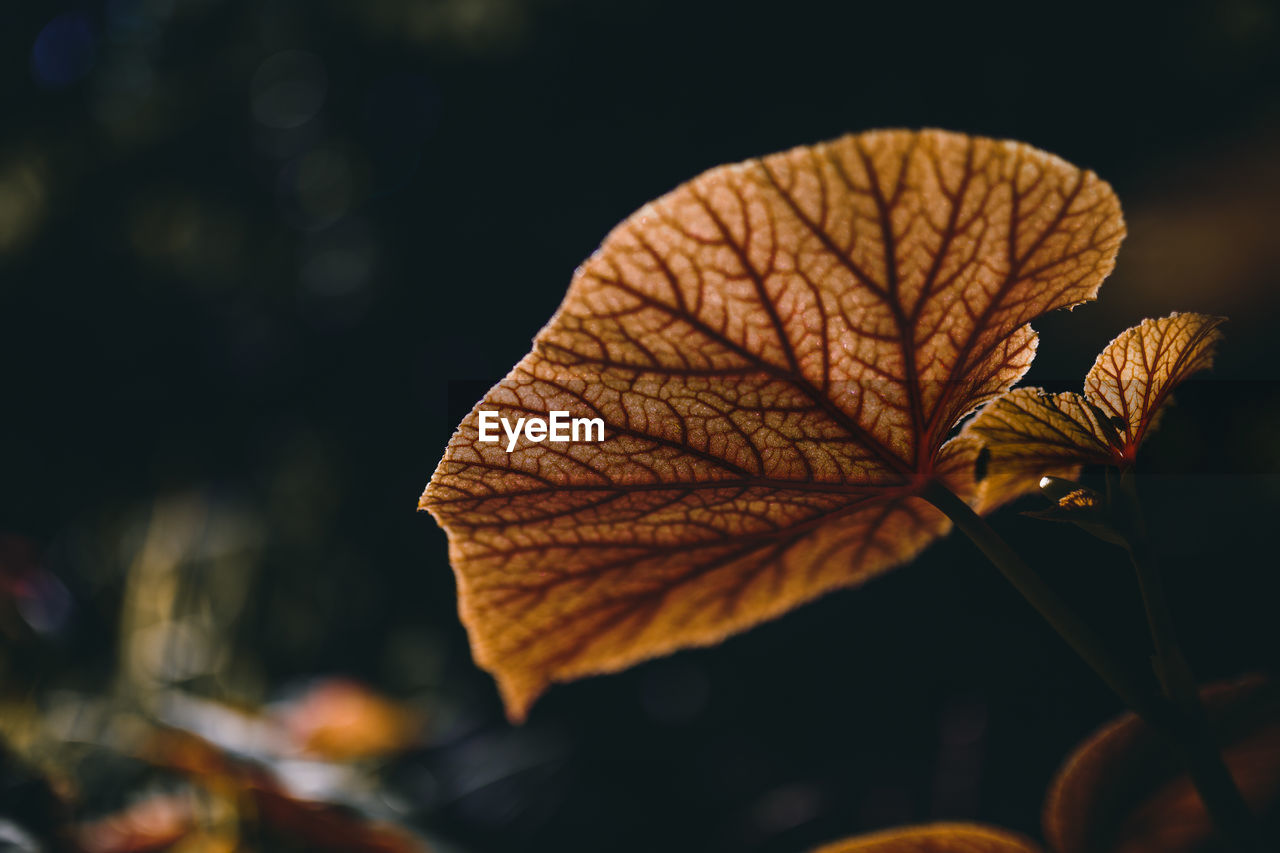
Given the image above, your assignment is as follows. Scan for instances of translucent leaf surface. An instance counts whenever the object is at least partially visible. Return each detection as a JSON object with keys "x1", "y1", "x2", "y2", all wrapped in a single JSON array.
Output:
[
  {"x1": 421, "y1": 129, "x2": 1124, "y2": 720},
  {"x1": 967, "y1": 313, "x2": 1225, "y2": 497}
]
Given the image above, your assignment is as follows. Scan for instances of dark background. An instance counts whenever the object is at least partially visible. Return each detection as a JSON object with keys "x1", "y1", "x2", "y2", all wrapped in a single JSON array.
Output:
[{"x1": 2, "y1": 1, "x2": 1279, "y2": 850}]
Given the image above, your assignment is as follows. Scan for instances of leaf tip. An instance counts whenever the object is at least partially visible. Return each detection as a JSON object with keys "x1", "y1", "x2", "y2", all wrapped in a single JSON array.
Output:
[{"x1": 491, "y1": 671, "x2": 542, "y2": 725}]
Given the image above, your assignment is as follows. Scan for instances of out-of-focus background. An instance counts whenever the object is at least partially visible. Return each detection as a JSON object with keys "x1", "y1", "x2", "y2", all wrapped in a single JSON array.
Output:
[{"x1": 1, "y1": 1, "x2": 1278, "y2": 850}]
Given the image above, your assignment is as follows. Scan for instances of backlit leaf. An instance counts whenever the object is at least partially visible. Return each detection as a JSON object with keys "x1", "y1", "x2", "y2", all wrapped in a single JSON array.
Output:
[
  {"x1": 812, "y1": 823, "x2": 1043, "y2": 852},
  {"x1": 966, "y1": 313, "x2": 1225, "y2": 497},
  {"x1": 421, "y1": 129, "x2": 1124, "y2": 721},
  {"x1": 1044, "y1": 675, "x2": 1280, "y2": 852}
]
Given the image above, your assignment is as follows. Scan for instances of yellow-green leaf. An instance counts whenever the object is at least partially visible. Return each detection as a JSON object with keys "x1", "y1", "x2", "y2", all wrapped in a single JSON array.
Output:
[{"x1": 966, "y1": 313, "x2": 1224, "y2": 504}]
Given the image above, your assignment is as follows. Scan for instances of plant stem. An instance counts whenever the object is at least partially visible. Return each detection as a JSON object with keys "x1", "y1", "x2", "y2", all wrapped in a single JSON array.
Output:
[
  {"x1": 1117, "y1": 478, "x2": 1198, "y2": 708},
  {"x1": 927, "y1": 479, "x2": 1268, "y2": 850},
  {"x1": 1111, "y1": 472, "x2": 1268, "y2": 850},
  {"x1": 922, "y1": 481, "x2": 1161, "y2": 721}
]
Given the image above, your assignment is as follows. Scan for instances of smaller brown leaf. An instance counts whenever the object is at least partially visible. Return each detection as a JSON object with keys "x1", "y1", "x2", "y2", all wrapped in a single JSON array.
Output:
[
  {"x1": 1018, "y1": 478, "x2": 1128, "y2": 546},
  {"x1": 966, "y1": 313, "x2": 1225, "y2": 503},
  {"x1": 812, "y1": 823, "x2": 1043, "y2": 852},
  {"x1": 1043, "y1": 675, "x2": 1280, "y2": 853},
  {"x1": 1084, "y1": 312, "x2": 1226, "y2": 455},
  {"x1": 1055, "y1": 487, "x2": 1103, "y2": 512}
]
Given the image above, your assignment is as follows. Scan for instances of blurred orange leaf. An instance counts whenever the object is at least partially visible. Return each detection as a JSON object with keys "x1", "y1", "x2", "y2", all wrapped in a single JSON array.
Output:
[
  {"x1": 248, "y1": 787, "x2": 426, "y2": 853},
  {"x1": 140, "y1": 727, "x2": 427, "y2": 852},
  {"x1": 812, "y1": 823, "x2": 1043, "y2": 852},
  {"x1": 966, "y1": 313, "x2": 1225, "y2": 494},
  {"x1": 421, "y1": 128, "x2": 1125, "y2": 721},
  {"x1": 277, "y1": 678, "x2": 421, "y2": 761},
  {"x1": 1044, "y1": 675, "x2": 1280, "y2": 852},
  {"x1": 144, "y1": 727, "x2": 245, "y2": 783},
  {"x1": 77, "y1": 794, "x2": 194, "y2": 853}
]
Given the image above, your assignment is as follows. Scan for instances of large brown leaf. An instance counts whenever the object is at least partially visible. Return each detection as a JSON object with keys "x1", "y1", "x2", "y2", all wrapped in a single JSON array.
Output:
[
  {"x1": 421, "y1": 129, "x2": 1124, "y2": 720},
  {"x1": 812, "y1": 823, "x2": 1043, "y2": 852},
  {"x1": 965, "y1": 313, "x2": 1225, "y2": 495},
  {"x1": 1043, "y1": 676, "x2": 1280, "y2": 852}
]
